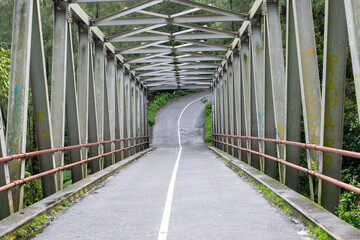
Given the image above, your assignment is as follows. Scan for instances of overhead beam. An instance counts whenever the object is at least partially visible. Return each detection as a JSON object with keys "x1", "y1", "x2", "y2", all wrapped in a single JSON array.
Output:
[
  {"x1": 93, "y1": 0, "x2": 162, "y2": 25},
  {"x1": 109, "y1": 33, "x2": 234, "y2": 42},
  {"x1": 95, "y1": 15, "x2": 245, "y2": 26},
  {"x1": 108, "y1": 24, "x2": 165, "y2": 42},
  {"x1": 170, "y1": 0, "x2": 248, "y2": 19}
]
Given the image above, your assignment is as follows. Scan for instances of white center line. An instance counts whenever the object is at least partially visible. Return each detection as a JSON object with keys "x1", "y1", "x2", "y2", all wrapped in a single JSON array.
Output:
[{"x1": 157, "y1": 95, "x2": 208, "y2": 240}]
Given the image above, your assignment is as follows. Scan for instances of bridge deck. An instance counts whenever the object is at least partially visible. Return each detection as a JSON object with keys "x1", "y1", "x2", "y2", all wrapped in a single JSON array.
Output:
[{"x1": 35, "y1": 91, "x2": 306, "y2": 239}]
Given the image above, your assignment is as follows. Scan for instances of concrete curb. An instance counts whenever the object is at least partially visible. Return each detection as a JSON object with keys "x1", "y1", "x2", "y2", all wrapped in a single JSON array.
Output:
[
  {"x1": 0, "y1": 148, "x2": 152, "y2": 238},
  {"x1": 209, "y1": 146, "x2": 360, "y2": 240}
]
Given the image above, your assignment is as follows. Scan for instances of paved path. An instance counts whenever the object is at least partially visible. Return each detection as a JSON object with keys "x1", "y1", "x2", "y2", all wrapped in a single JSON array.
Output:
[{"x1": 35, "y1": 90, "x2": 306, "y2": 240}]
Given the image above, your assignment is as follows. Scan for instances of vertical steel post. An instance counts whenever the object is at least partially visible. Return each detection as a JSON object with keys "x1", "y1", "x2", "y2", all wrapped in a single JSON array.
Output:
[
  {"x1": 65, "y1": 23, "x2": 83, "y2": 183},
  {"x1": 285, "y1": 0, "x2": 301, "y2": 191},
  {"x1": 233, "y1": 48, "x2": 242, "y2": 159},
  {"x1": 116, "y1": 66, "x2": 125, "y2": 159},
  {"x1": 264, "y1": 19, "x2": 276, "y2": 179},
  {"x1": 51, "y1": 6, "x2": 67, "y2": 191},
  {"x1": 266, "y1": 2, "x2": 287, "y2": 183},
  {"x1": 77, "y1": 28, "x2": 90, "y2": 178},
  {"x1": 131, "y1": 77, "x2": 137, "y2": 155},
  {"x1": 30, "y1": 1, "x2": 56, "y2": 197},
  {"x1": 139, "y1": 86, "x2": 144, "y2": 151},
  {"x1": 124, "y1": 71, "x2": 131, "y2": 157},
  {"x1": 345, "y1": 1, "x2": 360, "y2": 120},
  {"x1": 103, "y1": 54, "x2": 112, "y2": 167},
  {"x1": 223, "y1": 65, "x2": 229, "y2": 153},
  {"x1": 144, "y1": 88, "x2": 149, "y2": 148},
  {"x1": 320, "y1": 0, "x2": 347, "y2": 212},
  {"x1": 88, "y1": 43, "x2": 100, "y2": 172},
  {"x1": 0, "y1": 106, "x2": 10, "y2": 219},
  {"x1": 212, "y1": 80, "x2": 218, "y2": 148},
  {"x1": 136, "y1": 83, "x2": 141, "y2": 152},
  {"x1": 94, "y1": 43, "x2": 105, "y2": 169},
  {"x1": 292, "y1": 0, "x2": 322, "y2": 202},
  {"x1": 241, "y1": 38, "x2": 252, "y2": 165},
  {"x1": 106, "y1": 54, "x2": 116, "y2": 163},
  {"x1": 219, "y1": 74, "x2": 225, "y2": 151},
  {"x1": 6, "y1": 0, "x2": 33, "y2": 213},
  {"x1": 251, "y1": 24, "x2": 265, "y2": 172},
  {"x1": 227, "y1": 60, "x2": 235, "y2": 156},
  {"x1": 114, "y1": 64, "x2": 121, "y2": 162}
]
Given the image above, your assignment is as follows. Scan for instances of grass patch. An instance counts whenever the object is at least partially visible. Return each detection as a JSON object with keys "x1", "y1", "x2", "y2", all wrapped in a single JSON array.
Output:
[
  {"x1": 147, "y1": 89, "x2": 201, "y2": 126},
  {"x1": 1, "y1": 200, "x2": 72, "y2": 240},
  {"x1": 203, "y1": 100, "x2": 212, "y2": 143}
]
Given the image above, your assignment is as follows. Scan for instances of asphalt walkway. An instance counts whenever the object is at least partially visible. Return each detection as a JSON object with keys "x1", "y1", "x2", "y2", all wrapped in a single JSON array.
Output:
[{"x1": 35, "y1": 90, "x2": 307, "y2": 240}]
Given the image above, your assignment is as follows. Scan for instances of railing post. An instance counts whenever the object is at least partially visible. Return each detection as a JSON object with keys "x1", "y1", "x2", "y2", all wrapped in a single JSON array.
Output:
[
  {"x1": 265, "y1": 2, "x2": 287, "y2": 183},
  {"x1": 241, "y1": 38, "x2": 252, "y2": 165},
  {"x1": 30, "y1": 0, "x2": 56, "y2": 197},
  {"x1": 5, "y1": 0, "x2": 34, "y2": 214},
  {"x1": 65, "y1": 21, "x2": 83, "y2": 184},
  {"x1": 0, "y1": 106, "x2": 10, "y2": 219},
  {"x1": 88, "y1": 42, "x2": 100, "y2": 172},
  {"x1": 292, "y1": 0, "x2": 323, "y2": 202},
  {"x1": 285, "y1": 0, "x2": 301, "y2": 191},
  {"x1": 320, "y1": 0, "x2": 347, "y2": 212},
  {"x1": 233, "y1": 47, "x2": 242, "y2": 160},
  {"x1": 94, "y1": 43, "x2": 105, "y2": 169},
  {"x1": 51, "y1": 4, "x2": 67, "y2": 192},
  {"x1": 250, "y1": 23, "x2": 265, "y2": 172},
  {"x1": 131, "y1": 76, "x2": 136, "y2": 155},
  {"x1": 124, "y1": 71, "x2": 131, "y2": 157},
  {"x1": 227, "y1": 58, "x2": 235, "y2": 156},
  {"x1": 263, "y1": 22, "x2": 276, "y2": 179},
  {"x1": 77, "y1": 27, "x2": 90, "y2": 178},
  {"x1": 106, "y1": 54, "x2": 116, "y2": 163}
]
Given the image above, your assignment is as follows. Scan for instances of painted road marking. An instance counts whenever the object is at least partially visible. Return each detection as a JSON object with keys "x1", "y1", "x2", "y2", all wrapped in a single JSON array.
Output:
[{"x1": 157, "y1": 95, "x2": 208, "y2": 240}]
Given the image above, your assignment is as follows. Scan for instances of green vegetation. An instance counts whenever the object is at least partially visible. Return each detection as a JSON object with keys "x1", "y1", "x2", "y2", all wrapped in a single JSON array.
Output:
[
  {"x1": 336, "y1": 180, "x2": 360, "y2": 229},
  {"x1": 147, "y1": 89, "x2": 201, "y2": 126},
  {"x1": 0, "y1": 200, "x2": 72, "y2": 240},
  {"x1": 203, "y1": 101, "x2": 212, "y2": 143}
]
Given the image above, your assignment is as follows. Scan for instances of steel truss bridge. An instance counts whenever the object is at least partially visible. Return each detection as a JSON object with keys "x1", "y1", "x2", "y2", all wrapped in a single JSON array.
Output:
[{"x1": 0, "y1": 0, "x2": 360, "y2": 238}]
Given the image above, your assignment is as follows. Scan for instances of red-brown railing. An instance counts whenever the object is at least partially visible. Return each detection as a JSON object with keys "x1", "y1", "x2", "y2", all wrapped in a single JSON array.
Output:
[
  {"x1": 212, "y1": 134, "x2": 360, "y2": 194},
  {"x1": 0, "y1": 136, "x2": 149, "y2": 192}
]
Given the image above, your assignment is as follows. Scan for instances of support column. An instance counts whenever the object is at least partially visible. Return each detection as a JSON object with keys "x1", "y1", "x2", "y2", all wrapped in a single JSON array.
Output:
[
  {"x1": 66, "y1": 23, "x2": 83, "y2": 183},
  {"x1": 233, "y1": 48, "x2": 242, "y2": 159},
  {"x1": 6, "y1": 0, "x2": 33, "y2": 214},
  {"x1": 227, "y1": 60, "x2": 235, "y2": 156},
  {"x1": 266, "y1": 2, "x2": 287, "y2": 183},
  {"x1": 241, "y1": 38, "x2": 252, "y2": 165},
  {"x1": 30, "y1": 1, "x2": 56, "y2": 197},
  {"x1": 106, "y1": 54, "x2": 116, "y2": 163},
  {"x1": 88, "y1": 43, "x2": 100, "y2": 172},
  {"x1": 321, "y1": 0, "x2": 347, "y2": 212},
  {"x1": 94, "y1": 43, "x2": 105, "y2": 169},
  {"x1": 251, "y1": 24, "x2": 265, "y2": 172},
  {"x1": 285, "y1": 0, "x2": 301, "y2": 191},
  {"x1": 77, "y1": 28, "x2": 90, "y2": 178},
  {"x1": 292, "y1": 0, "x2": 322, "y2": 202},
  {"x1": 51, "y1": 6, "x2": 67, "y2": 191}
]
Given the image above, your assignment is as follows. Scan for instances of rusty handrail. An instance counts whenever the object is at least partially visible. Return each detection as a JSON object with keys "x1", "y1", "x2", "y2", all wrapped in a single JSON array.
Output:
[
  {"x1": 0, "y1": 141, "x2": 149, "y2": 192},
  {"x1": 213, "y1": 133, "x2": 360, "y2": 160},
  {"x1": 0, "y1": 136, "x2": 149, "y2": 163},
  {"x1": 212, "y1": 139, "x2": 360, "y2": 194}
]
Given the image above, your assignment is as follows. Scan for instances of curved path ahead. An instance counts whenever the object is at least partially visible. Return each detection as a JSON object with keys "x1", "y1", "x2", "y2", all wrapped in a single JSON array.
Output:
[{"x1": 35, "y1": 90, "x2": 306, "y2": 240}]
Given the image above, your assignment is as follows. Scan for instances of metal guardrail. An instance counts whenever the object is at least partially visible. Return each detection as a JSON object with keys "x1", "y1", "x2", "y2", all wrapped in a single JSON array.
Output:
[
  {"x1": 212, "y1": 134, "x2": 360, "y2": 195},
  {"x1": 0, "y1": 136, "x2": 149, "y2": 193}
]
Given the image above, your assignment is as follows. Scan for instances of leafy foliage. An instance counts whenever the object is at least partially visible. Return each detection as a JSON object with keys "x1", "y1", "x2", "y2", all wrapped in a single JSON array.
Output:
[
  {"x1": 23, "y1": 171, "x2": 43, "y2": 207},
  {"x1": 204, "y1": 101, "x2": 212, "y2": 143},
  {"x1": 336, "y1": 180, "x2": 360, "y2": 229}
]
